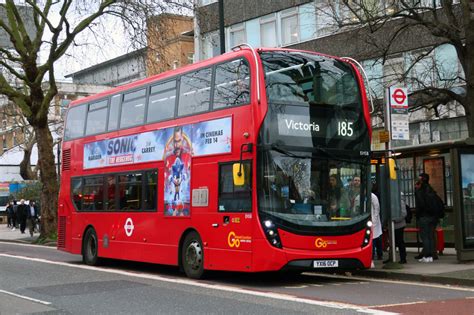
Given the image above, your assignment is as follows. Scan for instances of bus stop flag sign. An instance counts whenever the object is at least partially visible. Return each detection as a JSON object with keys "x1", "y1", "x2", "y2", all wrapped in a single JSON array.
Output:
[{"x1": 388, "y1": 86, "x2": 409, "y2": 141}]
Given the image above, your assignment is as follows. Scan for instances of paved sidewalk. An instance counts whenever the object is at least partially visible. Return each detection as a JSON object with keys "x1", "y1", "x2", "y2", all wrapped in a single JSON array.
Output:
[{"x1": 1, "y1": 224, "x2": 474, "y2": 286}]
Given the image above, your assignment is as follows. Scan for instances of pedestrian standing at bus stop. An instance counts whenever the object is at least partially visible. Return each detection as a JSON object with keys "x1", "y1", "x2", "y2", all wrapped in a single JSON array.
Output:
[
  {"x1": 371, "y1": 192, "x2": 383, "y2": 260},
  {"x1": 393, "y1": 193, "x2": 407, "y2": 264},
  {"x1": 415, "y1": 173, "x2": 437, "y2": 263}
]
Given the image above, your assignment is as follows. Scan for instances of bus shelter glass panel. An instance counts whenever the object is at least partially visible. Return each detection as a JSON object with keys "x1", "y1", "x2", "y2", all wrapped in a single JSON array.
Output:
[{"x1": 460, "y1": 153, "x2": 474, "y2": 248}]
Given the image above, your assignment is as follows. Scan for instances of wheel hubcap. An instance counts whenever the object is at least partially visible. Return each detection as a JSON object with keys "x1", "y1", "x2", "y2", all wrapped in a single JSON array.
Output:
[{"x1": 185, "y1": 240, "x2": 202, "y2": 271}]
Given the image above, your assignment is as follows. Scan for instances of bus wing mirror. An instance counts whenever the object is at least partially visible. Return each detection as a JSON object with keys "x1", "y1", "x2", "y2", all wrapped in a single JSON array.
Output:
[{"x1": 233, "y1": 163, "x2": 245, "y2": 186}]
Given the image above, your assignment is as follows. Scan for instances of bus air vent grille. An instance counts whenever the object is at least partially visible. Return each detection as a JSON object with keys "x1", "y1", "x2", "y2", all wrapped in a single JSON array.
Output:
[
  {"x1": 58, "y1": 216, "x2": 66, "y2": 248},
  {"x1": 62, "y1": 149, "x2": 71, "y2": 171}
]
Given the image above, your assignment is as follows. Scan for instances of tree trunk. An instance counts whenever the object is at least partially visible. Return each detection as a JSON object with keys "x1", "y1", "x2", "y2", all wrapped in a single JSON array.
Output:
[
  {"x1": 19, "y1": 142, "x2": 37, "y2": 180},
  {"x1": 34, "y1": 125, "x2": 58, "y2": 239}
]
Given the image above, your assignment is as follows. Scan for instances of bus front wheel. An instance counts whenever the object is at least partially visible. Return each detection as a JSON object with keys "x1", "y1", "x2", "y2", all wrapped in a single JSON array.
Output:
[
  {"x1": 182, "y1": 231, "x2": 204, "y2": 279},
  {"x1": 83, "y1": 228, "x2": 100, "y2": 266}
]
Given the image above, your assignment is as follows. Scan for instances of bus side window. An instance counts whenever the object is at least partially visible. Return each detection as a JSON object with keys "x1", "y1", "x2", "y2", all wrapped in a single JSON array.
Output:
[
  {"x1": 64, "y1": 104, "x2": 87, "y2": 140},
  {"x1": 85, "y1": 99, "x2": 108, "y2": 136},
  {"x1": 82, "y1": 177, "x2": 104, "y2": 211},
  {"x1": 143, "y1": 170, "x2": 158, "y2": 211},
  {"x1": 147, "y1": 80, "x2": 176, "y2": 123},
  {"x1": 213, "y1": 58, "x2": 250, "y2": 109},
  {"x1": 71, "y1": 178, "x2": 83, "y2": 211},
  {"x1": 120, "y1": 89, "x2": 146, "y2": 129},
  {"x1": 178, "y1": 67, "x2": 212, "y2": 116},
  {"x1": 108, "y1": 94, "x2": 121, "y2": 131},
  {"x1": 218, "y1": 162, "x2": 252, "y2": 212},
  {"x1": 105, "y1": 175, "x2": 116, "y2": 211},
  {"x1": 118, "y1": 173, "x2": 142, "y2": 211}
]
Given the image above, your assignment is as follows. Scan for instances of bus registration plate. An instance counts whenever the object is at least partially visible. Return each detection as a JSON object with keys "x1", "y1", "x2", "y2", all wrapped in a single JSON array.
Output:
[{"x1": 313, "y1": 260, "x2": 338, "y2": 268}]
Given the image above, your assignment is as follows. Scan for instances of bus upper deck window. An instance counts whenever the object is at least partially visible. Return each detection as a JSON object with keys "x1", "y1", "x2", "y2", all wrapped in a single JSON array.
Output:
[{"x1": 213, "y1": 59, "x2": 250, "y2": 109}]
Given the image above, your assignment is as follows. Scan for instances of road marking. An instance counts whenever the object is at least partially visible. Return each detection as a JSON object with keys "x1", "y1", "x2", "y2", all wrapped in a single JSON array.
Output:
[
  {"x1": 0, "y1": 289, "x2": 51, "y2": 305},
  {"x1": 0, "y1": 254, "x2": 395, "y2": 315},
  {"x1": 304, "y1": 272, "x2": 474, "y2": 292},
  {"x1": 370, "y1": 301, "x2": 426, "y2": 308}
]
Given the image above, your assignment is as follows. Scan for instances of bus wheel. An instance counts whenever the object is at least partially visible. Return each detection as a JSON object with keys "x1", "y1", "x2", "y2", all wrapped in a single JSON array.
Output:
[
  {"x1": 83, "y1": 228, "x2": 100, "y2": 266},
  {"x1": 182, "y1": 232, "x2": 204, "y2": 279}
]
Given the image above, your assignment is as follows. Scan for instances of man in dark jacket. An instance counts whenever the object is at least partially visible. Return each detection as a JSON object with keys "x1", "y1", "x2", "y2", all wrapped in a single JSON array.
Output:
[
  {"x1": 17, "y1": 199, "x2": 28, "y2": 234},
  {"x1": 27, "y1": 200, "x2": 39, "y2": 237},
  {"x1": 414, "y1": 173, "x2": 437, "y2": 263}
]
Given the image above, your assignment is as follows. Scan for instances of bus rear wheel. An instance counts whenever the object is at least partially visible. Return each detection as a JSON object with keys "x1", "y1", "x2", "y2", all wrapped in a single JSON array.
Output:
[
  {"x1": 83, "y1": 228, "x2": 100, "y2": 266},
  {"x1": 182, "y1": 231, "x2": 204, "y2": 279}
]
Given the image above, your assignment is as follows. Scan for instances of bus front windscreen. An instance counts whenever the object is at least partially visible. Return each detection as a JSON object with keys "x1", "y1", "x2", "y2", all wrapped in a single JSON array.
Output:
[{"x1": 258, "y1": 51, "x2": 371, "y2": 231}]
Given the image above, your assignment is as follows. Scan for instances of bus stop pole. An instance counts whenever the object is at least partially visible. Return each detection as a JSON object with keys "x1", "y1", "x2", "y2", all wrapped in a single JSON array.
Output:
[{"x1": 385, "y1": 90, "x2": 396, "y2": 264}]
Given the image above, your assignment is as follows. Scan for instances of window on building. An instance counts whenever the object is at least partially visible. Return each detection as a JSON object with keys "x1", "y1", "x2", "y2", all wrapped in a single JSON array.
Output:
[
  {"x1": 383, "y1": 55, "x2": 405, "y2": 88},
  {"x1": 229, "y1": 23, "x2": 246, "y2": 48},
  {"x1": 202, "y1": 32, "x2": 220, "y2": 60},
  {"x1": 299, "y1": 3, "x2": 317, "y2": 41},
  {"x1": 120, "y1": 89, "x2": 146, "y2": 128},
  {"x1": 178, "y1": 68, "x2": 212, "y2": 116},
  {"x1": 281, "y1": 8, "x2": 299, "y2": 45},
  {"x1": 199, "y1": 0, "x2": 217, "y2": 6},
  {"x1": 315, "y1": 1, "x2": 337, "y2": 37},
  {"x1": 147, "y1": 80, "x2": 176, "y2": 123},
  {"x1": 85, "y1": 99, "x2": 108, "y2": 136},
  {"x1": 213, "y1": 59, "x2": 251, "y2": 109},
  {"x1": 404, "y1": 49, "x2": 435, "y2": 92},
  {"x1": 108, "y1": 94, "x2": 121, "y2": 131},
  {"x1": 260, "y1": 15, "x2": 277, "y2": 47},
  {"x1": 362, "y1": 59, "x2": 384, "y2": 99},
  {"x1": 218, "y1": 162, "x2": 252, "y2": 212},
  {"x1": 64, "y1": 104, "x2": 87, "y2": 140},
  {"x1": 435, "y1": 44, "x2": 461, "y2": 86}
]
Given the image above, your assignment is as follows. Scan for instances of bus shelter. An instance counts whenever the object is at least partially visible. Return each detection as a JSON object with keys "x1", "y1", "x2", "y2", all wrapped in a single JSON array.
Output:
[{"x1": 383, "y1": 137, "x2": 474, "y2": 261}]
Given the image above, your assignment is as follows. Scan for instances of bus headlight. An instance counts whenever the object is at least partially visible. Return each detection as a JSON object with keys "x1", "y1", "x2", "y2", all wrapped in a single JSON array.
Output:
[
  {"x1": 362, "y1": 220, "x2": 372, "y2": 248},
  {"x1": 262, "y1": 220, "x2": 282, "y2": 248}
]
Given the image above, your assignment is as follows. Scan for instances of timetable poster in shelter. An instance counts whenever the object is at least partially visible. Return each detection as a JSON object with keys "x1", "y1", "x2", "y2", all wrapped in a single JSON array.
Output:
[{"x1": 164, "y1": 126, "x2": 192, "y2": 216}]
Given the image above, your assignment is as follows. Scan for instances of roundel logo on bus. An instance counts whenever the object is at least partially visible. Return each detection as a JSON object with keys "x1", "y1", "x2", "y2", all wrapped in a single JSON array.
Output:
[
  {"x1": 124, "y1": 218, "x2": 135, "y2": 237},
  {"x1": 315, "y1": 238, "x2": 337, "y2": 248},
  {"x1": 227, "y1": 231, "x2": 251, "y2": 248}
]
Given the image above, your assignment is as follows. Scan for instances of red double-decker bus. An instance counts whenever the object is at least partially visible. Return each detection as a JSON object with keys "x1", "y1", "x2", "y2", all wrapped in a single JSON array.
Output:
[{"x1": 58, "y1": 46, "x2": 373, "y2": 278}]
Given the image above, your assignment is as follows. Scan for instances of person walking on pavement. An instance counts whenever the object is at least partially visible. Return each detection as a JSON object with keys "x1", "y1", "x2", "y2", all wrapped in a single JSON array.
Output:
[
  {"x1": 6, "y1": 201, "x2": 13, "y2": 228},
  {"x1": 393, "y1": 192, "x2": 408, "y2": 264},
  {"x1": 27, "y1": 200, "x2": 39, "y2": 237},
  {"x1": 415, "y1": 173, "x2": 437, "y2": 263},
  {"x1": 371, "y1": 192, "x2": 383, "y2": 260},
  {"x1": 17, "y1": 199, "x2": 28, "y2": 234},
  {"x1": 11, "y1": 200, "x2": 18, "y2": 230}
]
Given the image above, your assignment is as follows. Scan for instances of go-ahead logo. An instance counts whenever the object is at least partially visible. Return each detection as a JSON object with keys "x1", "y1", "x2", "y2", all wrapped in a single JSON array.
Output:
[
  {"x1": 315, "y1": 238, "x2": 337, "y2": 248},
  {"x1": 227, "y1": 231, "x2": 251, "y2": 248}
]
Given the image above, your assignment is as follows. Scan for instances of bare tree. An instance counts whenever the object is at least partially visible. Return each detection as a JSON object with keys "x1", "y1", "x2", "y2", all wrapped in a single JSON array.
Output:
[
  {"x1": 0, "y1": 0, "x2": 191, "y2": 239},
  {"x1": 319, "y1": 1, "x2": 473, "y2": 136}
]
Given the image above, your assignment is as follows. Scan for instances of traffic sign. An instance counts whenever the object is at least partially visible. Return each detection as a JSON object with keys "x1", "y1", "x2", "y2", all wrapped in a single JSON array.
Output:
[{"x1": 389, "y1": 86, "x2": 408, "y2": 108}]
